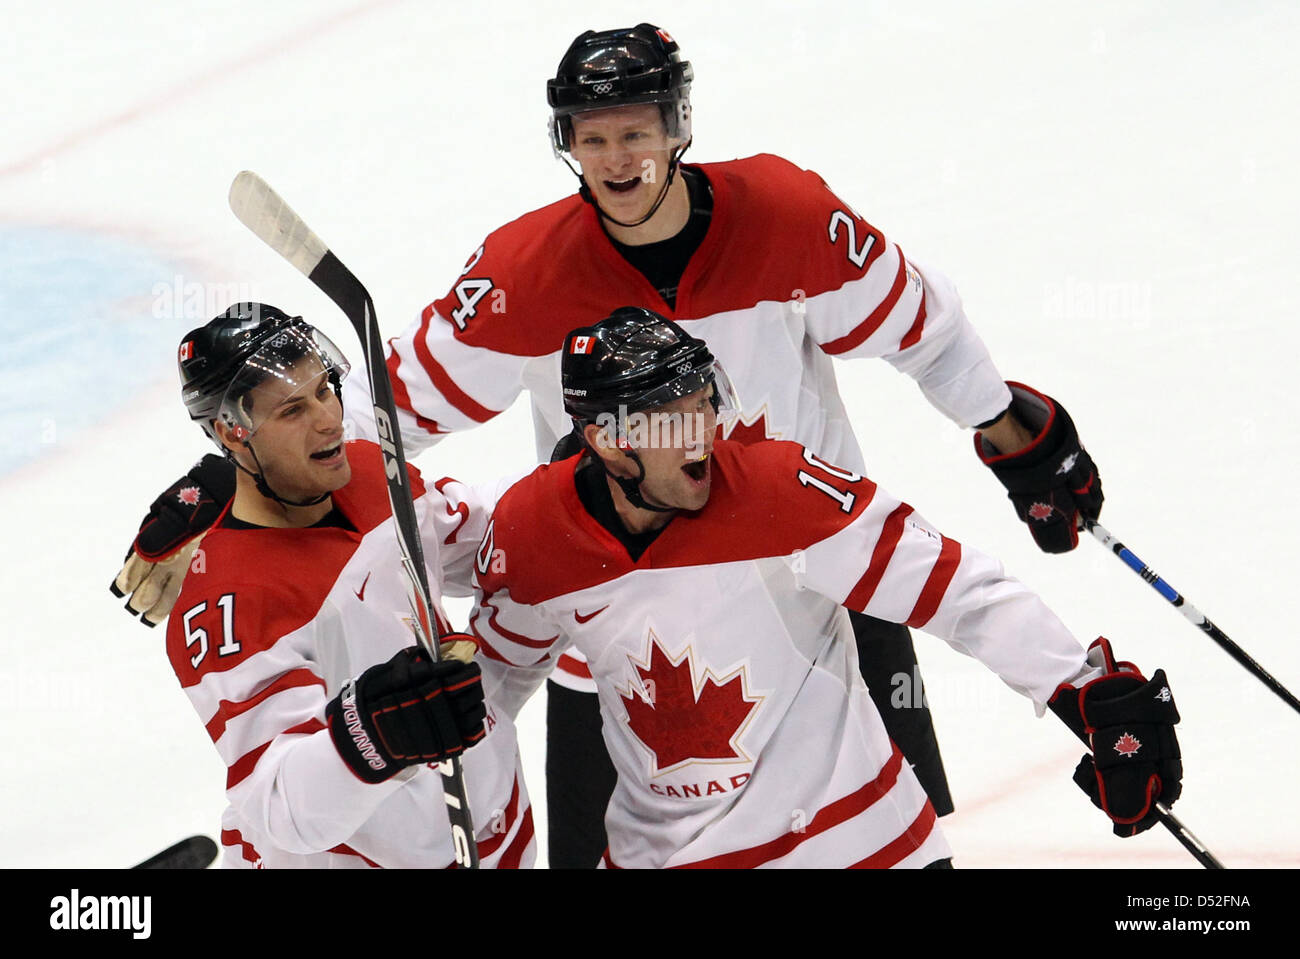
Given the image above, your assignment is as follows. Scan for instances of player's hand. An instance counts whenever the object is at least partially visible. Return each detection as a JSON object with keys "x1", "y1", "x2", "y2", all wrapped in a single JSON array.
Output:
[
  {"x1": 327, "y1": 640, "x2": 487, "y2": 784},
  {"x1": 1049, "y1": 638, "x2": 1182, "y2": 837},
  {"x1": 112, "y1": 533, "x2": 209, "y2": 627},
  {"x1": 109, "y1": 455, "x2": 236, "y2": 626},
  {"x1": 975, "y1": 382, "x2": 1102, "y2": 553}
]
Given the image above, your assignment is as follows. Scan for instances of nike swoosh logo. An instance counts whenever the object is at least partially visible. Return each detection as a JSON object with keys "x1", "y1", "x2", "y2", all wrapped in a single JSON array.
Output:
[
  {"x1": 354, "y1": 572, "x2": 372, "y2": 602},
  {"x1": 574, "y1": 605, "x2": 609, "y2": 624}
]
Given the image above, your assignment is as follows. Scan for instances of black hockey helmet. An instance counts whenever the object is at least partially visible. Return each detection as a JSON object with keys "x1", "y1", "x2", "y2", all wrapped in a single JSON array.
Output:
[
  {"x1": 179, "y1": 302, "x2": 350, "y2": 446},
  {"x1": 560, "y1": 307, "x2": 738, "y2": 513},
  {"x1": 561, "y1": 306, "x2": 737, "y2": 431},
  {"x1": 547, "y1": 23, "x2": 693, "y2": 157}
]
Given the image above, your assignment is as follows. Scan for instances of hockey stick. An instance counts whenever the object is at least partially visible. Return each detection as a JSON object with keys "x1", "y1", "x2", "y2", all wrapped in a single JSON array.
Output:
[
  {"x1": 132, "y1": 835, "x2": 218, "y2": 869},
  {"x1": 1084, "y1": 519, "x2": 1300, "y2": 716},
  {"x1": 1154, "y1": 804, "x2": 1222, "y2": 869},
  {"x1": 227, "y1": 171, "x2": 480, "y2": 868}
]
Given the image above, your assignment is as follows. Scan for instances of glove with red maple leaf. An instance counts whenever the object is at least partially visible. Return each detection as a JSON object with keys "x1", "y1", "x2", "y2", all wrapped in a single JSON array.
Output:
[
  {"x1": 110, "y1": 455, "x2": 236, "y2": 626},
  {"x1": 1048, "y1": 638, "x2": 1182, "y2": 837},
  {"x1": 975, "y1": 382, "x2": 1103, "y2": 553}
]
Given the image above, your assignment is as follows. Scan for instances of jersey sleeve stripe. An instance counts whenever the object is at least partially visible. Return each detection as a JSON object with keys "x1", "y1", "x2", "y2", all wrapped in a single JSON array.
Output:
[
  {"x1": 412, "y1": 306, "x2": 499, "y2": 424},
  {"x1": 844, "y1": 503, "x2": 915, "y2": 611},
  {"x1": 904, "y1": 536, "x2": 962, "y2": 629},
  {"x1": 847, "y1": 802, "x2": 938, "y2": 868},
  {"x1": 225, "y1": 717, "x2": 326, "y2": 790},
  {"x1": 496, "y1": 806, "x2": 536, "y2": 869},
  {"x1": 477, "y1": 595, "x2": 560, "y2": 651},
  {"x1": 473, "y1": 772, "x2": 522, "y2": 858},
  {"x1": 386, "y1": 347, "x2": 448, "y2": 437},
  {"x1": 467, "y1": 623, "x2": 512, "y2": 664},
  {"x1": 220, "y1": 828, "x2": 263, "y2": 867},
  {"x1": 328, "y1": 843, "x2": 382, "y2": 867},
  {"x1": 671, "y1": 746, "x2": 907, "y2": 869},
  {"x1": 818, "y1": 245, "x2": 908, "y2": 356},
  {"x1": 203, "y1": 667, "x2": 325, "y2": 742},
  {"x1": 556, "y1": 653, "x2": 592, "y2": 680},
  {"x1": 897, "y1": 290, "x2": 928, "y2": 352}
]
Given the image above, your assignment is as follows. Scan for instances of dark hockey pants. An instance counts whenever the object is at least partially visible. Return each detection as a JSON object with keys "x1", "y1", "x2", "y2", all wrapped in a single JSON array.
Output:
[{"x1": 544, "y1": 612, "x2": 954, "y2": 868}]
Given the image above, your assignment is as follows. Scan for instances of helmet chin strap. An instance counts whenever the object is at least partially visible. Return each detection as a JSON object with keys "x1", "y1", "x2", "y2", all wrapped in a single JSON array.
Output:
[
  {"x1": 574, "y1": 426, "x2": 675, "y2": 514},
  {"x1": 566, "y1": 140, "x2": 692, "y2": 230},
  {"x1": 228, "y1": 442, "x2": 332, "y2": 510},
  {"x1": 608, "y1": 449, "x2": 676, "y2": 514}
]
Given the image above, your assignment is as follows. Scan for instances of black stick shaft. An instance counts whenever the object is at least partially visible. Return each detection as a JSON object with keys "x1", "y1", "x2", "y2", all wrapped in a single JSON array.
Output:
[{"x1": 1156, "y1": 805, "x2": 1223, "y2": 869}]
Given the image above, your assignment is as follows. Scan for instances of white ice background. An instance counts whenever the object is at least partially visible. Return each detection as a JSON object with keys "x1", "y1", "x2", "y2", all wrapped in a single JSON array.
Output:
[{"x1": 1, "y1": 0, "x2": 1297, "y2": 869}]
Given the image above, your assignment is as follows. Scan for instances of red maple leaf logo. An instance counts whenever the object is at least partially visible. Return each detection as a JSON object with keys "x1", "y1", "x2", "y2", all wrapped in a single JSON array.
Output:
[
  {"x1": 619, "y1": 636, "x2": 761, "y2": 774},
  {"x1": 176, "y1": 486, "x2": 202, "y2": 506},
  {"x1": 724, "y1": 408, "x2": 775, "y2": 446},
  {"x1": 1113, "y1": 732, "x2": 1142, "y2": 757},
  {"x1": 1028, "y1": 502, "x2": 1054, "y2": 521}
]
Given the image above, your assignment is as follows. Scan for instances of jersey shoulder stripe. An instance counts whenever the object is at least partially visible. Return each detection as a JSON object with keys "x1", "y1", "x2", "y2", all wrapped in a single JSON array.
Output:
[
  {"x1": 480, "y1": 439, "x2": 877, "y2": 605},
  {"x1": 422, "y1": 154, "x2": 897, "y2": 359}
]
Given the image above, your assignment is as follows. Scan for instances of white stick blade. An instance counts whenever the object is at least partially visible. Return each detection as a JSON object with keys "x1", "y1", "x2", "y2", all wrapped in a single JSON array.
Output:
[{"x1": 228, "y1": 171, "x2": 329, "y2": 277}]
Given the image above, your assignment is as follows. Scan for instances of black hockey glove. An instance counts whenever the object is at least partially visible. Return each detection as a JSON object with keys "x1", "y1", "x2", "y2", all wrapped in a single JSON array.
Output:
[
  {"x1": 110, "y1": 455, "x2": 238, "y2": 626},
  {"x1": 127, "y1": 454, "x2": 237, "y2": 563},
  {"x1": 975, "y1": 382, "x2": 1102, "y2": 553},
  {"x1": 1049, "y1": 638, "x2": 1182, "y2": 837},
  {"x1": 326, "y1": 642, "x2": 487, "y2": 785}
]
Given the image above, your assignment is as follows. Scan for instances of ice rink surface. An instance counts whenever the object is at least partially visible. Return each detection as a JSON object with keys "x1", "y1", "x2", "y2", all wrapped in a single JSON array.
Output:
[{"x1": 2, "y1": 0, "x2": 1297, "y2": 874}]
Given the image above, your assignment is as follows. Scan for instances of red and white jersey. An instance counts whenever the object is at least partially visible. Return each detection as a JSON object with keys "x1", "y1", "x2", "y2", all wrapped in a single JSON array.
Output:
[
  {"x1": 471, "y1": 440, "x2": 1097, "y2": 868},
  {"x1": 343, "y1": 153, "x2": 1015, "y2": 692},
  {"x1": 165, "y1": 440, "x2": 534, "y2": 869}
]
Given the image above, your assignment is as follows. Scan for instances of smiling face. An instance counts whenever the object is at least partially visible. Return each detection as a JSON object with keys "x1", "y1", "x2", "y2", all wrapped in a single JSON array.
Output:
[
  {"x1": 568, "y1": 103, "x2": 682, "y2": 228},
  {"x1": 218, "y1": 355, "x2": 351, "y2": 512}
]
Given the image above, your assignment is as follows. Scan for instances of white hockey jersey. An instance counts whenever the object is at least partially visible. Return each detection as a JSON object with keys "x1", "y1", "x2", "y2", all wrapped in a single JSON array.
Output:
[
  {"x1": 471, "y1": 440, "x2": 1098, "y2": 868},
  {"x1": 165, "y1": 440, "x2": 534, "y2": 868},
  {"x1": 340, "y1": 155, "x2": 1015, "y2": 692}
]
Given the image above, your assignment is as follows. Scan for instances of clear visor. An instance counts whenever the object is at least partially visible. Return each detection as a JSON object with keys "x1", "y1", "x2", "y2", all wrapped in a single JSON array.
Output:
[
  {"x1": 216, "y1": 325, "x2": 351, "y2": 441},
  {"x1": 596, "y1": 360, "x2": 741, "y2": 456},
  {"x1": 557, "y1": 99, "x2": 690, "y2": 159}
]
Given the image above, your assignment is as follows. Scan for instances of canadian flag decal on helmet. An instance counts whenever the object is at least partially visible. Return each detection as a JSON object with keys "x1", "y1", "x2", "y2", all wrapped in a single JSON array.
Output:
[
  {"x1": 571, "y1": 336, "x2": 594, "y2": 355},
  {"x1": 178, "y1": 341, "x2": 193, "y2": 362}
]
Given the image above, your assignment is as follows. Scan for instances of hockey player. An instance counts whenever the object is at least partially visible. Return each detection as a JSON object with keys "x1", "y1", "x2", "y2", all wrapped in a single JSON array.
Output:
[
  {"x1": 114, "y1": 24, "x2": 1104, "y2": 866},
  {"x1": 165, "y1": 303, "x2": 534, "y2": 868},
  {"x1": 471, "y1": 308, "x2": 1180, "y2": 868}
]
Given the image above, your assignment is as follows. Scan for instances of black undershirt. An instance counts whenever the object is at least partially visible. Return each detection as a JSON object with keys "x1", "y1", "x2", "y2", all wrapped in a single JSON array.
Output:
[
  {"x1": 573, "y1": 459, "x2": 664, "y2": 562},
  {"x1": 221, "y1": 505, "x2": 356, "y2": 532},
  {"x1": 606, "y1": 165, "x2": 713, "y2": 310}
]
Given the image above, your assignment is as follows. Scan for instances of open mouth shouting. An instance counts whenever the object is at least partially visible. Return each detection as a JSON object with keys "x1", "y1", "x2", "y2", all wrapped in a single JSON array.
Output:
[
  {"x1": 605, "y1": 176, "x2": 641, "y2": 194},
  {"x1": 682, "y1": 451, "x2": 711, "y2": 487},
  {"x1": 310, "y1": 442, "x2": 345, "y2": 466}
]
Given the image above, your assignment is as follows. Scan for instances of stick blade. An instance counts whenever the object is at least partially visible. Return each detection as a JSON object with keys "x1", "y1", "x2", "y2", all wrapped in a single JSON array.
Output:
[
  {"x1": 228, "y1": 170, "x2": 330, "y2": 278},
  {"x1": 132, "y1": 835, "x2": 219, "y2": 870}
]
